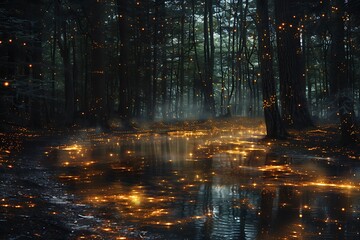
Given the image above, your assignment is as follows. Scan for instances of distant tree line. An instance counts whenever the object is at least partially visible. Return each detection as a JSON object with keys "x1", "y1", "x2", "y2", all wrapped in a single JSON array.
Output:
[{"x1": 0, "y1": 0, "x2": 359, "y2": 143}]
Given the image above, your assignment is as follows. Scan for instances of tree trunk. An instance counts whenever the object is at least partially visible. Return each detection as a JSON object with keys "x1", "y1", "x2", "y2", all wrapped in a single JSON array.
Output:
[
  {"x1": 179, "y1": 1, "x2": 185, "y2": 118},
  {"x1": 51, "y1": 17, "x2": 57, "y2": 117},
  {"x1": 88, "y1": 0, "x2": 108, "y2": 129},
  {"x1": 29, "y1": 22, "x2": 43, "y2": 128},
  {"x1": 202, "y1": 0, "x2": 216, "y2": 118},
  {"x1": 55, "y1": 0, "x2": 74, "y2": 126},
  {"x1": 329, "y1": 0, "x2": 357, "y2": 145},
  {"x1": 275, "y1": 0, "x2": 313, "y2": 129},
  {"x1": 191, "y1": 0, "x2": 202, "y2": 118},
  {"x1": 117, "y1": 0, "x2": 132, "y2": 128},
  {"x1": 21, "y1": 0, "x2": 46, "y2": 128},
  {"x1": 256, "y1": 0, "x2": 287, "y2": 138}
]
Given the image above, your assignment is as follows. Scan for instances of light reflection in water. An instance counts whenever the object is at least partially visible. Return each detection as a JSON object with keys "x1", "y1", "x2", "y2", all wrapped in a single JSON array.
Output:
[{"x1": 47, "y1": 126, "x2": 360, "y2": 239}]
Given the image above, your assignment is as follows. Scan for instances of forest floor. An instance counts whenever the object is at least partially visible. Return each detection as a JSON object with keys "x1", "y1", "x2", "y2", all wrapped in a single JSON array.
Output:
[
  {"x1": 0, "y1": 117, "x2": 359, "y2": 239},
  {"x1": 270, "y1": 123, "x2": 360, "y2": 160},
  {"x1": 141, "y1": 117, "x2": 360, "y2": 159}
]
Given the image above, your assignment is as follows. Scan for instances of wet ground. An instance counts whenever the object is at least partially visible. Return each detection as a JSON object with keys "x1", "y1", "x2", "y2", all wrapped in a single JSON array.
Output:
[{"x1": 1, "y1": 119, "x2": 360, "y2": 239}]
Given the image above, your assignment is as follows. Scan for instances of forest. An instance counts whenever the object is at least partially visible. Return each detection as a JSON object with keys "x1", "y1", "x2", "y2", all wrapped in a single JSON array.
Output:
[
  {"x1": 0, "y1": 0, "x2": 359, "y2": 141},
  {"x1": 1, "y1": 0, "x2": 360, "y2": 239}
]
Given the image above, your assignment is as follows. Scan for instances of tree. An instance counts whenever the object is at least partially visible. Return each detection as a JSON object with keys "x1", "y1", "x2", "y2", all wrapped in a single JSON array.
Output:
[
  {"x1": 329, "y1": 0, "x2": 357, "y2": 145},
  {"x1": 28, "y1": 4, "x2": 44, "y2": 129},
  {"x1": 275, "y1": 0, "x2": 313, "y2": 129},
  {"x1": 87, "y1": 0, "x2": 108, "y2": 129},
  {"x1": 202, "y1": 0, "x2": 216, "y2": 118},
  {"x1": 256, "y1": 0, "x2": 287, "y2": 138},
  {"x1": 117, "y1": 0, "x2": 132, "y2": 128},
  {"x1": 55, "y1": 0, "x2": 75, "y2": 126}
]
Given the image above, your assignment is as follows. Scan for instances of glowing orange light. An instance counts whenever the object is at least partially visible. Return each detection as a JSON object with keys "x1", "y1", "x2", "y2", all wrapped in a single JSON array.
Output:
[
  {"x1": 3, "y1": 81, "x2": 9, "y2": 87},
  {"x1": 29, "y1": 64, "x2": 33, "y2": 68},
  {"x1": 309, "y1": 182, "x2": 354, "y2": 189},
  {"x1": 9, "y1": 39, "x2": 12, "y2": 43},
  {"x1": 62, "y1": 144, "x2": 81, "y2": 151}
]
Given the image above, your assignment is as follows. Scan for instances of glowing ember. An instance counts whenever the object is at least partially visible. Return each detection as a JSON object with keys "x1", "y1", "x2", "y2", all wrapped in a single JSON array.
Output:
[{"x1": 61, "y1": 144, "x2": 82, "y2": 151}]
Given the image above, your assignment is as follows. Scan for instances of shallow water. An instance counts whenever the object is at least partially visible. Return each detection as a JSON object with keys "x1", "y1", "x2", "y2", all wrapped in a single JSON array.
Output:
[{"x1": 46, "y1": 126, "x2": 360, "y2": 239}]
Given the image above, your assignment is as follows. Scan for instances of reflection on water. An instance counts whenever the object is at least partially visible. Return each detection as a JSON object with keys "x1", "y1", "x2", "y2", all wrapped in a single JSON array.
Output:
[{"x1": 46, "y1": 126, "x2": 360, "y2": 239}]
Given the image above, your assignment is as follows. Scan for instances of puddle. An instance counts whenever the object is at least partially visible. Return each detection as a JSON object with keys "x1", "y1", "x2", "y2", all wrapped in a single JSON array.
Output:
[{"x1": 44, "y1": 126, "x2": 360, "y2": 239}]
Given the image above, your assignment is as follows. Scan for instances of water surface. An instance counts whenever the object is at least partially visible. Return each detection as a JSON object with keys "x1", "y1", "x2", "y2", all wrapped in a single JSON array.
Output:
[{"x1": 46, "y1": 125, "x2": 360, "y2": 239}]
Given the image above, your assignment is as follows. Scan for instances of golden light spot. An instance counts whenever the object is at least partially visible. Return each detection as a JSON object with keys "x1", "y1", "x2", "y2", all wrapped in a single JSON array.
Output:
[
  {"x1": 309, "y1": 182, "x2": 354, "y2": 189},
  {"x1": 130, "y1": 195, "x2": 141, "y2": 205},
  {"x1": 62, "y1": 144, "x2": 82, "y2": 151}
]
